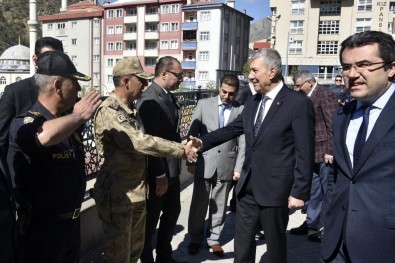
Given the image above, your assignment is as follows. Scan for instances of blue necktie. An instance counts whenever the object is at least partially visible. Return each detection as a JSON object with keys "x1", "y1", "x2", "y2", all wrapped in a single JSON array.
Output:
[
  {"x1": 253, "y1": 96, "x2": 269, "y2": 137},
  {"x1": 219, "y1": 104, "x2": 226, "y2": 128},
  {"x1": 353, "y1": 105, "x2": 371, "y2": 168}
]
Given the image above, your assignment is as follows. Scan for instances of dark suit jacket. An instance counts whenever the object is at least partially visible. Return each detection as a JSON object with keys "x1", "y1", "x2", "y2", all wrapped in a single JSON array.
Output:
[
  {"x1": 322, "y1": 93, "x2": 395, "y2": 262},
  {"x1": 137, "y1": 82, "x2": 181, "y2": 191},
  {"x1": 201, "y1": 85, "x2": 315, "y2": 206},
  {"x1": 0, "y1": 76, "x2": 37, "y2": 157},
  {"x1": 310, "y1": 84, "x2": 338, "y2": 163},
  {"x1": 234, "y1": 85, "x2": 253, "y2": 105}
]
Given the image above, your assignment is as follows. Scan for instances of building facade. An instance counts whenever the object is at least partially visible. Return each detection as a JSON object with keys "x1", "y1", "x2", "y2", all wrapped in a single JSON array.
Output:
[
  {"x1": 39, "y1": 0, "x2": 104, "y2": 93},
  {"x1": 269, "y1": 0, "x2": 395, "y2": 84}
]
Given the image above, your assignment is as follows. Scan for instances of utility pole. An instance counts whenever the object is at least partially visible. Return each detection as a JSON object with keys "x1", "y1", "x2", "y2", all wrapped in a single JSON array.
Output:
[{"x1": 28, "y1": 0, "x2": 38, "y2": 75}]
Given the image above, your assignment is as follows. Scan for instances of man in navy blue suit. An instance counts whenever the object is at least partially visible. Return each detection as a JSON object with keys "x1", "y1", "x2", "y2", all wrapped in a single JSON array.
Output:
[
  {"x1": 190, "y1": 48, "x2": 315, "y2": 263},
  {"x1": 322, "y1": 31, "x2": 395, "y2": 262}
]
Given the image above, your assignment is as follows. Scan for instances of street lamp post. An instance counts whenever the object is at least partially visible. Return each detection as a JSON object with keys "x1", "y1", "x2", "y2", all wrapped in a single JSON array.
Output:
[
  {"x1": 284, "y1": 32, "x2": 294, "y2": 84},
  {"x1": 267, "y1": 15, "x2": 281, "y2": 49}
]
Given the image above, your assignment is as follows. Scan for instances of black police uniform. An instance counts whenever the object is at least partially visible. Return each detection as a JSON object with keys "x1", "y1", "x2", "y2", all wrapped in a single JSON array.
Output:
[{"x1": 7, "y1": 101, "x2": 86, "y2": 263}]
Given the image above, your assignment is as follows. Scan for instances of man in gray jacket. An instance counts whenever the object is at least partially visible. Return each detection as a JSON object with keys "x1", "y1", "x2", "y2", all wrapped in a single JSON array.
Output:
[{"x1": 186, "y1": 74, "x2": 245, "y2": 257}]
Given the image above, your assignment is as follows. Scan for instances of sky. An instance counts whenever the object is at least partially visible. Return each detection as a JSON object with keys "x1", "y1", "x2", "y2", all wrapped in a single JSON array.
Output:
[{"x1": 99, "y1": 0, "x2": 271, "y2": 23}]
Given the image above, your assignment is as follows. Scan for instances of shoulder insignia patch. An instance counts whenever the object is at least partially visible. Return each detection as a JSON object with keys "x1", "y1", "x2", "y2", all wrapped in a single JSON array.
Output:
[
  {"x1": 23, "y1": 117, "x2": 34, "y2": 124},
  {"x1": 109, "y1": 102, "x2": 119, "y2": 110},
  {"x1": 116, "y1": 114, "x2": 127, "y2": 123}
]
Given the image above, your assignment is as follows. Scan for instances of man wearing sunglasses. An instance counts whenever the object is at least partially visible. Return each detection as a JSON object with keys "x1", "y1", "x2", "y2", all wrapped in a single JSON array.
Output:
[
  {"x1": 137, "y1": 56, "x2": 183, "y2": 263},
  {"x1": 322, "y1": 31, "x2": 395, "y2": 262},
  {"x1": 291, "y1": 71, "x2": 338, "y2": 243}
]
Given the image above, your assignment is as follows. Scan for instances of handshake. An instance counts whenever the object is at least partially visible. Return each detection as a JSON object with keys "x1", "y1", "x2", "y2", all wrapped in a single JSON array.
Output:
[{"x1": 181, "y1": 136, "x2": 202, "y2": 163}]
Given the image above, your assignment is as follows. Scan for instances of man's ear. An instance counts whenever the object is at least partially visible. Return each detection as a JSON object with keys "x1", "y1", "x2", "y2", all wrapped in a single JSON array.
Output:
[
  {"x1": 269, "y1": 67, "x2": 277, "y2": 80},
  {"x1": 388, "y1": 62, "x2": 395, "y2": 79},
  {"x1": 54, "y1": 79, "x2": 62, "y2": 94},
  {"x1": 32, "y1": 54, "x2": 38, "y2": 65}
]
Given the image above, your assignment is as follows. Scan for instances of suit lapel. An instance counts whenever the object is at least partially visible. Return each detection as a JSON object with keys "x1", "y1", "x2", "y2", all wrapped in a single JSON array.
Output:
[
  {"x1": 338, "y1": 103, "x2": 355, "y2": 176},
  {"x1": 253, "y1": 86, "x2": 286, "y2": 142},
  {"x1": 152, "y1": 83, "x2": 177, "y2": 126},
  {"x1": 353, "y1": 92, "x2": 395, "y2": 176}
]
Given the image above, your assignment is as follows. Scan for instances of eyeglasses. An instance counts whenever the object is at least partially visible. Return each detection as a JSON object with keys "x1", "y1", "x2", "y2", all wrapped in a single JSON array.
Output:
[
  {"x1": 167, "y1": 70, "x2": 183, "y2": 79},
  {"x1": 335, "y1": 79, "x2": 342, "y2": 82},
  {"x1": 294, "y1": 79, "x2": 311, "y2": 89},
  {"x1": 339, "y1": 61, "x2": 392, "y2": 73}
]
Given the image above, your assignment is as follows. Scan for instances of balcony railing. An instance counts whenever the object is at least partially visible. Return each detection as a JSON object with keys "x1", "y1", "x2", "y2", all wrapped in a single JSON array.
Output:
[
  {"x1": 182, "y1": 22, "x2": 198, "y2": 30},
  {"x1": 181, "y1": 61, "x2": 197, "y2": 69},
  {"x1": 181, "y1": 41, "x2": 197, "y2": 50}
]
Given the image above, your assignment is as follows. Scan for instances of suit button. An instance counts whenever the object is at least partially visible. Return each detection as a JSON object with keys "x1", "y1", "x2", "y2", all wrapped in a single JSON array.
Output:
[
  {"x1": 351, "y1": 178, "x2": 356, "y2": 184},
  {"x1": 218, "y1": 150, "x2": 221, "y2": 153},
  {"x1": 252, "y1": 147, "x2": 255, "y2": 151}
]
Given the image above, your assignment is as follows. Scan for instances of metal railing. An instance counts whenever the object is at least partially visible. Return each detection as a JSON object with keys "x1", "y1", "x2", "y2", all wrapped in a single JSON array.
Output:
[{"x1": 82, "y1": 89, "x2": 218, "y2": 182}]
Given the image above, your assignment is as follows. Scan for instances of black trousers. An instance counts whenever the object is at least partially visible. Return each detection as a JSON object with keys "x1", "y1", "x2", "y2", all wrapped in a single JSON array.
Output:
[
  {"x1": 0, "y1": 193, "x2": 16, "y2": 263},
  {"x1": 140, "y1": 177, "x2": 181, "y2": 263},
  {"x1": 18, "y1": 216, "x2": 81, "y2": 263},
  {"x1": 235, "y1": 178, "x2": 289, "y2": 263}
]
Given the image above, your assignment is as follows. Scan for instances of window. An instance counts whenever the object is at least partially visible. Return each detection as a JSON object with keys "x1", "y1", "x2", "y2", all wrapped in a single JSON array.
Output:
[
  {"x1": 107, "y1": 26, "x2": 114, "y2": 34},
  {"x1": 161, "y1": 5, "x2": 169, "y2": 14},
  {"x1": 0, "y1": 76, "x2": 6, "y2": 85},
  {"x1": 320, "y1": 0, "x2": 341, "y2": 15},
  {"x1": 127, "y1": 41, "x2": 136, "y2": 50},
  {"x1": 199, "y1": 51, "x2": 209, "y2": 61},
  {"x1": 126, "y1": 8, "x2": 137, "y2": 16},
  {"x1": 171, "y1": 22, "x2": 179, "y2": 31},
  {"x1": 188, "y1": 53, "x2": 193, "y2": 60},
  {"x1": 128, "y1": 25, "x2": 136, "y2": 33},
  {"x1": 116, "y1": 42, "x2": 122, "y2": 50},
  {"x1": 47, "y1": 23, "x2": 53, "y2": 30},
  {"x1": 290, "y1": 20, "x2": 304, "y2": 34},
  {"x1": 146, "y1": 24, "x2": 157, "y2": 32},
  {"x1": 170, "y1": 40, "x2": 178, "y2": 49},
  {"x1": 200, "y1": 11, "x2": 211, "y2": 21},
  {"x1": 145, "y1": 57, "x2": 157, "y2": 67},
  {"x1": 71, "y1": 21, "x2": 77, "y2": 28},
  {"x1": 116, "y1": 9, "x2": 123, "y2": 17},
  {"x1": 94, "y1": 55, "x2": 100, "y2": 62},
  {"x1": 107, "y1": 10, "x2": 114, "y2": 18},
  {"x1": 356, "y1": 18, "x2": 371, "y2": 32},
  {"x1": 107, "y1": 42, "x2": 114, "y2": 51},
  {"x1": 161, "y1": 23, "x2": 169, "y2": 32},
  {"x1": 291, "y1": 0, "x2": 305, "y2": 14},
  {"x1": 160, "y1": 41, "x2": 169, "y2": 49},
  {"x1": 94, "y1": 37, "x2": 100, "y2": 45},
  {"x1": 57, "y1": 23, "x2": 65, "y2": 29},
  {"x1": 147, "y1": 6, "x2": 158, "y2": 14},
  {"x1": 289, "y1": 40, "x2": 303, "y2": 54},
  {"x1": 107, "y1": 75, "x2": 113, "y2": 83},
  {"x1": 200, "y1": 31, "x2": 210, "y2": 41},
  {"x1": 171, "y1": 4, "x2": 179, "y2": 13},
  {"x1": 94, "y1": 73, "x2": 100, "y2": 80},
  {"x1": 94, "y1": 19, "x2": 100, "y2": 27},
  {"x1": 317, "y1": 41, "x2": 338, "y2": 54},
  {"x1": 72, "y1": 39, "x2": 77, "y2": 45},
  {"x1": 199, "y1": 71, "x2": 208, "y2": 80},
  {"x1": 145, "y1": 41, "x2": 157, "y2": 49},
  {"x1": 319, "y1": 20, "x2": 339, "y2": 34},
  {"x1": 357, "y1": 0, "x2": 372, "y2": 11},
  {"x1": 107, "y1": 59, "x2": 114, "y2": 67},
  {"x1": 115, "y1": 25, "x2": 123, "y2": 34}
]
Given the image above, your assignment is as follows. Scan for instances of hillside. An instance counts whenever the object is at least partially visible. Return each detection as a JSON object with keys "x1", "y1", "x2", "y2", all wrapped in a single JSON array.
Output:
[
  {"x1": 0, "y1": 0, "x2": 80, "y2": 54},
  {"x1": 249, "y1": 18, "x2": 271, "y2": 43}
]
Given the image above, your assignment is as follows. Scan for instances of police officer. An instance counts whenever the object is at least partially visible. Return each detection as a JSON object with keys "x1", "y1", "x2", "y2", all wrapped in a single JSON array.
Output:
[
  {"x1": 7, "y1": 51, "x2": 101, "y2": 263},
  {"x1": 93, "y1": 57, "x2": 196, "y2": 263}
]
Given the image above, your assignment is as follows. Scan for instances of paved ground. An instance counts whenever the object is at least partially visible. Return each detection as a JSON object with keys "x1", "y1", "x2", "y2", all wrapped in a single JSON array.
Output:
[{"x1": 80, "y1": 182, "x2": 321, "y2": 263}]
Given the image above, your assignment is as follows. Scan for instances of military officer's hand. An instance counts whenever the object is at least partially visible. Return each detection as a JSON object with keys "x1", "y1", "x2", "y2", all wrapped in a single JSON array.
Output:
[
  {"x1": 73, "y1": 91, "x2": 102, "y2": 122},
  {"x1": 155, "y1": 176, "x2": 168, "y2": 196},
  {"x1": 233, "y1": 171, "x2": 240, "y2": 181},
  {"x1": 288, "y1": 196, "x2": 304, "y2": 209}
]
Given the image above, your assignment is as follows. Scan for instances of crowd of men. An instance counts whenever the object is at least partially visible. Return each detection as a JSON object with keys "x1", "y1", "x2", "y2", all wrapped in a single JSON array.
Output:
[{"x1": 1, "y1": 29, "x2": 395, "y2": 263}]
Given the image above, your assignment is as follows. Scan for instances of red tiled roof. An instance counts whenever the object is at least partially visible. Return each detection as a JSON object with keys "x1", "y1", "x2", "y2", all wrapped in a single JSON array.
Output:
[
  {"x1": 188, "y1": 0, "x2": 221, "y2": 6},
  {"x1": 39, "y1": 0, "x2": 103, "y2": 21},
  {"x1": 253, "y1": 42, "x2": 271, "y2": 49}
]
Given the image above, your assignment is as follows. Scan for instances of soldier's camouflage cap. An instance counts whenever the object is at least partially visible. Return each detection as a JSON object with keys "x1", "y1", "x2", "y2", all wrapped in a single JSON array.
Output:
[{"x1": 113, "y1": 57, "x2": 153, "y2": 80}]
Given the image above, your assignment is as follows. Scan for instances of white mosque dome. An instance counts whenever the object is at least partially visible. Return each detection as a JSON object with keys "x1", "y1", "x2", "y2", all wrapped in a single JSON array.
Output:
[{"x1": 0, "y1": 44, "x2": 30, "y2": 72}]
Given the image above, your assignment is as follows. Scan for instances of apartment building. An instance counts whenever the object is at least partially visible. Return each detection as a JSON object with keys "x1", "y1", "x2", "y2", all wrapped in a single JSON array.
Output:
[
  {"x1": 39, "y1": 1, "x2": 104, "y2": 92},
  {"x1": 269, "y1": 0, "x2": 395, "y2": 84}
]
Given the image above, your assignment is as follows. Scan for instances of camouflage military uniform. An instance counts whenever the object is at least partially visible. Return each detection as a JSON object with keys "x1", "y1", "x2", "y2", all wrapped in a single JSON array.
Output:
[{"x1": 93, "y1": 94, "x2": 184, "y2": 263}]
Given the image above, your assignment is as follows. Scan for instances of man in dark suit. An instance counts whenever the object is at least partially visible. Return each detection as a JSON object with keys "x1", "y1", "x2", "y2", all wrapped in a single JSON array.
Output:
[
  {"x1": 290, "y1": 70, "x2": 338, "y2": 242},
  {"x1": 0, "y1": 37, "x2": 63, "y2": 263},
  {"x1": 137, "y1": 56, "x2": 183, "y2": 263},
  {"x1": 190, "y1": 48, "x2": 315, "y2": 263},
  {"x1": 322, "y1": 31, "x2": 395, "y2": 263}
]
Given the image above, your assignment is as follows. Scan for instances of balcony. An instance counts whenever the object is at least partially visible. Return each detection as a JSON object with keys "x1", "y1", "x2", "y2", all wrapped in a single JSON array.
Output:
[
  {"x1": 124, "y1": 15, "x2": 137, "y2": 24},
  {"x1": 182, "y1": 80, "x2": 196, "y2": 89},
  {"x1": 124, "y1": 32, "x2": 137, "y2": 40},
  {"x1": 181, "y1": 41, "x2": 197, "y2": 50},
  {"x1": 181, "y1": 61, "x2": 196, "y2": 69},
  {"x1": 145, "y1": 31, "x2": 159, "y2": 39},
  {"x1": 145, "y1": 13, "x2": 159, "y2": 22},
  {"x1": 123, "y1": 49, "x2": 137, "y2": 57},
  {"x1": 182, "y1": 22, "x2": 198, "y2": 30},
  {"x1": 145, "y1": 49, "x2": 159, "y2": 57}
]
